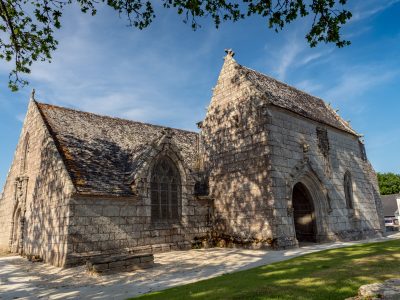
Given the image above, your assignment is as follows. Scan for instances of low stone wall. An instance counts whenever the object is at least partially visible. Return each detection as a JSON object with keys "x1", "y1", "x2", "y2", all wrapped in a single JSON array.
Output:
[{"x1": 86, "y1": 253, "x2": 154, "y2": 274}]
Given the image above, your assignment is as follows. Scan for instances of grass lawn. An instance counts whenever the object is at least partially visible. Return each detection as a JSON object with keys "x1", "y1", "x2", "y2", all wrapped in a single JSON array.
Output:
[{"x1": 132, "y1": 239, "x2": 400, "y2": 300}]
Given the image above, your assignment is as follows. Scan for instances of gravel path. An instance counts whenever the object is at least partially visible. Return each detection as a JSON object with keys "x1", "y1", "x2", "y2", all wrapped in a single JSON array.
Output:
[{"x1": 1, "y1": 233, "x2": 399, "y2": 300}]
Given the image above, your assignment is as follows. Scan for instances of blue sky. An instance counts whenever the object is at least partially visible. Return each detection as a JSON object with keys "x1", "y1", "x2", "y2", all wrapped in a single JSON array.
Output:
[{"x1": 1, "y1": 0, "x2": 400, "y2": 189}]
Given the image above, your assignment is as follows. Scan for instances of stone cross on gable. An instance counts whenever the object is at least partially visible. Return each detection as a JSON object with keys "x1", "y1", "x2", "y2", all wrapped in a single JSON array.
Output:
[
  {"x1": 30, "y1": 89, "x2": 36, "y2": 101},
  {"x1": 225, "y1": 49, "x2": 235, "y2": 57}
]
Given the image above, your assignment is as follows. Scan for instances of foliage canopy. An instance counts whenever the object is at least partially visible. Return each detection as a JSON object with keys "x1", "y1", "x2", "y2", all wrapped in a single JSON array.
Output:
[
  {"x1": 0, "y1": 0, "x2": 352, "y2": 91},
  {"x1": 377, "y1": 172, "x2": 400, "y2": 195}
]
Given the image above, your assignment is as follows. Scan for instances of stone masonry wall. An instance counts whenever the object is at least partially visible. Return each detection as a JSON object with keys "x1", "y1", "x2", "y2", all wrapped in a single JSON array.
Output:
[
  {"x1": 201, "y1": 52, "x2": 383, "y2": 249},
  {"x1": 65, "y1": 125, "x2": 213, "y2": 266},
  {"x1": 0, "y1": 55, "x2": 383, "y2": 267},
  {"x1": 0, "y1": 100, "x2": 75, "y2": 266},
  {"x1": 66, "y1": 191, "x2": 212, "y2": 266},
  {"x1": 266, "y1": 106, "x2": 383, "y2": 247},
  {"x1": 202, "y1": 54, "x2": 276, "y2": 247}
]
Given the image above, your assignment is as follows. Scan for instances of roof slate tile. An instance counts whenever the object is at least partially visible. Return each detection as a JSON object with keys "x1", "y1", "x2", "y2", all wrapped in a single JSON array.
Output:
[
  {"x1": 240, "y1": 65, "x2": 357, "y2": 135},
  {"x1": 37, "y1": 103, "x2": 198, "y2": 196}
]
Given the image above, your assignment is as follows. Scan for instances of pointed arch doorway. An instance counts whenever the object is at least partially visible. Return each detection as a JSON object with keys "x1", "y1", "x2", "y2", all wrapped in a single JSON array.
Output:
[{"x1": 292, "y1": 182, "x2": 317, "y2": 243}]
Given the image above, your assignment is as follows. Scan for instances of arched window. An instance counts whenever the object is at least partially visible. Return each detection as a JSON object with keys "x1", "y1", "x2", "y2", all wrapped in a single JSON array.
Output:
[
  {"x1": 20, "y1": 133, "x2": 30, "y2": 173},
  {"x1": 344, "y1": 171, "x2": 353, "y2": 209},
  {"x1": 150, "y1": 156, "x2": 181, "y2": 222}
]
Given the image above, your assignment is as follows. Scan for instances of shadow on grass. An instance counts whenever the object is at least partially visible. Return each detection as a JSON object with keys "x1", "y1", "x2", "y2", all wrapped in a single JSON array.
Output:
[{"x1": 133, "y1": 240, "x2": 400, "y2": 300}]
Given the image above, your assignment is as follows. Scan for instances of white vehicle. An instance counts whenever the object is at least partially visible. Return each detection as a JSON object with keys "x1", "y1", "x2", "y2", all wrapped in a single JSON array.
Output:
[
  {"x1": 385, "y1": 218, "x2": 395, "y2": 226},
  {"x1": 385, "y1": 217, "x2": 399, "y2": 231}
]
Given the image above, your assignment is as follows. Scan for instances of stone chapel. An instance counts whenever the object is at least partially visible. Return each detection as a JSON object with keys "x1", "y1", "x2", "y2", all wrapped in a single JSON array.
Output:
[{"x1": 0, "y1": 50, "x2": 384, "y2": 267}]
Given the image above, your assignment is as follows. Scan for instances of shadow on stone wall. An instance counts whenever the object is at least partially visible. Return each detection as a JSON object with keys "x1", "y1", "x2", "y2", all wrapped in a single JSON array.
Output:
[
  {"x1": 27, "y1": 135, "x2": 212, "y2": 266},
  {"x1": 22, "y1": 98, "x2": 384, "y2": 267},
  {"x1": 24, "y1": 133, "x2": 73, "y2": 266},
  {"x1": 201, "y1": 73, "x2": 383, "y2": 249},
  {"x1": 264, "y1": 111, "x2": 383, "y2": 246},
  {"x1": 202, "y1": 96, "x2": 280, "y2": 248}
]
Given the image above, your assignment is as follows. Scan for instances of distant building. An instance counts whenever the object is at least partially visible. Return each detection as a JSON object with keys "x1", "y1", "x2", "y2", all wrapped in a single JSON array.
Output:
[
  {"x1": 0, "y1": 50, "x2": 384, "y2": 267},
  {"x1": 381, "y1": 194, "x2": 400, "y2": 230}
]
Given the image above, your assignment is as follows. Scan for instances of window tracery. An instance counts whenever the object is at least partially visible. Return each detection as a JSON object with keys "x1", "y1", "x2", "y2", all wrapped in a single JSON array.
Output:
[{"x1": 150, "y1": 156, "x2": 181, "y2": 221}]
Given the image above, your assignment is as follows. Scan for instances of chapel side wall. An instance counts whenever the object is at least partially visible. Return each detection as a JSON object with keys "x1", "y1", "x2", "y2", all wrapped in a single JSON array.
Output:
[
  {"x1": 0, "y1": 101, "x2": 39, "y2": 251},
  {"x1": 0, "y1": 101, "x2": 75, "y2": 266},
  {"x1": 267, "y1": 106, "x2": 383, "y2": 245},
  {"x1": 0, "y1": 169, "x2": 14, "y2": 250},
  {"x1": 202, "y1": 101, "x2": 275, "y2": 245},
  {"x1": 201, "y1": 57, "x2": 275, "y2": 246},
  {"x1": 66, "y1": 189, "x2": 212, "y2": 266}
]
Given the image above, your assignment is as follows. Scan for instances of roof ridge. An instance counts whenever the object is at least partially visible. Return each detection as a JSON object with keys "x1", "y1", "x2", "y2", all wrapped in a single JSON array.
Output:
[
  {"x1": 239, "y1": 64, "x2": 357, "y2": 135},
  {"x1": 241, "y1": 64, "x2": 330, "y2": 107},
  {"x1": 36, "y1": 102, "x2": 198, "y2": 135}
]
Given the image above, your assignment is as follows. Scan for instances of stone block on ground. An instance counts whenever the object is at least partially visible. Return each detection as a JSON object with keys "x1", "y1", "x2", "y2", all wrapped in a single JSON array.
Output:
[
  {"x1": 346, "y1": 278, "x2": 400, "y2": 300},
  {"x1": 86, "y1": 253, "x2": 154, "y2": 274}
]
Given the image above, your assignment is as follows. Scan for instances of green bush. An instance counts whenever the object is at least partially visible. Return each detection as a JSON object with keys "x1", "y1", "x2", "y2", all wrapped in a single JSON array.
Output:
[{"x1": 377, "y1": 172, "x2": 400, "y2": 195}]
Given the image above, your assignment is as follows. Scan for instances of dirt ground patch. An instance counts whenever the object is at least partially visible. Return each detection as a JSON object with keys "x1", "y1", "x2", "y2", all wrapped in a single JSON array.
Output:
[{"x1": 0, "y1": 249, "x2": 13, "y2": 257}]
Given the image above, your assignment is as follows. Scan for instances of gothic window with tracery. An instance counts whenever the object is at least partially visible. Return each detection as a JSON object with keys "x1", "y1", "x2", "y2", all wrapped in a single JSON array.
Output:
[
  {"x1": 150, "y1": 156, "x2": 181, "y2": 222},
  {"x1": 344, "y1": 171, "x2": 354, "y2": 209}
]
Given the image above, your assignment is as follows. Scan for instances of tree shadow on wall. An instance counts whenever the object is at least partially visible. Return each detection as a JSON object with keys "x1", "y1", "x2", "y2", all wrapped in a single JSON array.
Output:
[
  {"x1": 203, "y1": 94, "x2": 278, "y2": 247},
  {"x1": 26, "y1": 134, "x2": 137, "y2": 266}
]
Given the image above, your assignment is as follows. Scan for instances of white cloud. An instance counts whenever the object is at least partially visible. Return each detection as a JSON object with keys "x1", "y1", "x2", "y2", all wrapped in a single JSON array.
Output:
[
  {"x1": 297, "y1": 48, "x2": 334, "y2": 67},
  {"x1": 294, "y1": 80, "x2": 323, "y2": 94},
  {"x1": 23, "y1": 6, "x2": 219, "y2": 131},
  {"x1": 351, "y1": 0, "x2": 400, "y2": 22},
  {"x1": 263, "y1": 27, "x2": 335, "y2": 83},
  {"x1": 322, "y1": 67, "x2": 397, "y2": 103},
  {"x1": 273, "y1": 37, "x2": 303, "y2": 81}
]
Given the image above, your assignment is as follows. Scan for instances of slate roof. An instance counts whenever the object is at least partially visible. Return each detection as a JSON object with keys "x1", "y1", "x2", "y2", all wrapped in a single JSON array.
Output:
[
  {"x1": 36, "y1": 102, "x2": 198, "y2": 196},
  {"x1": 34, "y1": 56, "x2": 359, "y2": 196},
  {"x1": 239, "y1": 64, "x2": 357, "y2": 135},
  {"x1": 381, "y1": 194, "x2": 400, "y2": 217}
]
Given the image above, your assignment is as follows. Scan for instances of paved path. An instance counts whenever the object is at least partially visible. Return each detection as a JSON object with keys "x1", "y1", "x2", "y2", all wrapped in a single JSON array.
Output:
[{"x1": 1, "y1": 233, "x2": 399, "y2": 300}]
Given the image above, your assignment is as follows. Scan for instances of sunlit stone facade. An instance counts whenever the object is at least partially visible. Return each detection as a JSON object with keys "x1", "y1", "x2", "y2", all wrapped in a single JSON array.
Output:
[{"x1": 0, "y1": 51, "x2": 384, "y2": 266}]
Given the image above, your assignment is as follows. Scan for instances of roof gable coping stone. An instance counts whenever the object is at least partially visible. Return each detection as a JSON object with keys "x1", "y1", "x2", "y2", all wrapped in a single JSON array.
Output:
[{"x1": 209, "y1": 49, "x2": 358, "y2": 136}]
